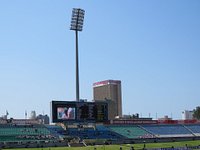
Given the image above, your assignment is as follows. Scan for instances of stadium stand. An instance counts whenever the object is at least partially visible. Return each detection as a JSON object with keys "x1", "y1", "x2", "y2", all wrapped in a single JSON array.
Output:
[
  {"x1": 107, "y1": 125, "x2": 153, "y2": 139},
  {"x1": 0, "y1": 124, "x2": 55, "y2": 142},
  {"x1": 141, "y1": 124, "x2": 193, "y2": 137},
  {"x1": 45, "y1": 125, "x2": 67, "y2": 138},
  {"x1": 1, "y1": 118, "x2": 200, "y2": 149},
  {"x1": 66, "y1": 125, "x2": 123, "y2": 140},
  {"x1": 184, "y1": 124, "x2": 200, "y2": 136}
]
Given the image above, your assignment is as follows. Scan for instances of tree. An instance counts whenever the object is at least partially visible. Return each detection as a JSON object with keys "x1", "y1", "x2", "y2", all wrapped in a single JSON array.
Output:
[{"x1": 193, "y1": 106, "x2": 200, "y2": 120}]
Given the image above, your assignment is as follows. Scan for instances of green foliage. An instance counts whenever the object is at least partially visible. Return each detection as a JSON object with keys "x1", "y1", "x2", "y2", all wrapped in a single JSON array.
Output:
[{"x1": 193, "y1": 106, "x2": 200, "y2": 120}]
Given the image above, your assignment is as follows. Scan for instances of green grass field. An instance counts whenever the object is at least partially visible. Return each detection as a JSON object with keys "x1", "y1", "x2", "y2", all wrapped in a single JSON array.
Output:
[{"x1": 7, "y1": 140, "x2": 200, "y2": 150}]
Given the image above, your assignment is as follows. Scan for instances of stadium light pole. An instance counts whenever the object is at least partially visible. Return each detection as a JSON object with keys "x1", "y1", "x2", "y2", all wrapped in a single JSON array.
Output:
[{"x1": 70, "y1": 8, "x2": 85, "y2": 102}]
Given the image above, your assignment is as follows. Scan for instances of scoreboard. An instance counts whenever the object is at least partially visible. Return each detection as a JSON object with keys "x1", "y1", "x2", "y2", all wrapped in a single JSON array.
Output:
[{"x1": 51, "y1": 101, "x2": 108, "y2": 123}]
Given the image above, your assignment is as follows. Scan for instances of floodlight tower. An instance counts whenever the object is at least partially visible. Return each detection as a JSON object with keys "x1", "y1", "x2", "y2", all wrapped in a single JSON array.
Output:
[{"x1": 70, "y1": 8, "x2": 85, "y2": 102}]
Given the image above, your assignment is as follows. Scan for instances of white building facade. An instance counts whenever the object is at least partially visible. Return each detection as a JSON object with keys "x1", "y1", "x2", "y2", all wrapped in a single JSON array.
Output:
[{"x1": 182, "y1": 110, "x2": 193, "y2": 120}]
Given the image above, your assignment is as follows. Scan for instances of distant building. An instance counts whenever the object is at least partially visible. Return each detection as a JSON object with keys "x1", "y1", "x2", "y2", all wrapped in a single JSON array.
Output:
[
  {"x1": 158, "y1": 115, "x2": 172, "y2": 121},
  {"x1": 93, "y1": 80, "x2": 122, "y2": 120},
  {"x1": 0, "y1": 115, "x2": 7, "y2": 120},
  {"x1": 182, "y1": 110, "x2": 194, "y2": 120},
  {"x1": 29, "y1": 111, "x2": 36, "y2": 119},
  {"x1": 36, "y1": 114, "x2": 50, "y2": 124},
  {"x1": 122, "y1": 113, "x2": 139, "y2": 119}
]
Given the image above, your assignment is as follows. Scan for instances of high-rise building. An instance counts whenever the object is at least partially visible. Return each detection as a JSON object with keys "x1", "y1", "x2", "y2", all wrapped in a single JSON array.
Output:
[
  {"x1": 30, "y1": 111, "x2": 36, "y2": 119},
  {"x1": 93, "y1": 80, "x2": 122, "y2": 120}
]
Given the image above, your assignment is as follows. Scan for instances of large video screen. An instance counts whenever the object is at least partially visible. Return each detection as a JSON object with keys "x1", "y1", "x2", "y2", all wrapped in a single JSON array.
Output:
[
  {"x1": 57, "y1": 107, "x2": 75, "y2": 120},
  {"x1": 51, "y1": 101, "x2": 108, "y2": 123}
]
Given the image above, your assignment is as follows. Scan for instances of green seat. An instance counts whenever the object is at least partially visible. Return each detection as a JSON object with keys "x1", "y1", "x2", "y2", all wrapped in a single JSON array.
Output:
[{"x1": 108, "y1": 126, "x2": 150, "y2": 138}]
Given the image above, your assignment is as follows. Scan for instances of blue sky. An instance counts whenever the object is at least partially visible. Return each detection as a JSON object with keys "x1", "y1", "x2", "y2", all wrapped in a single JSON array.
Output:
[{"x1": 0, "y1": 1, "x2": 200, "y2": 119}]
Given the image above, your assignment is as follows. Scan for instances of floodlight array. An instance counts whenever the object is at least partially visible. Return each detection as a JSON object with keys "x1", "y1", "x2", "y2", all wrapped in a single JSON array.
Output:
[{"x1": 70, "y1": 8, "x2": 85, "y2": 31}]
